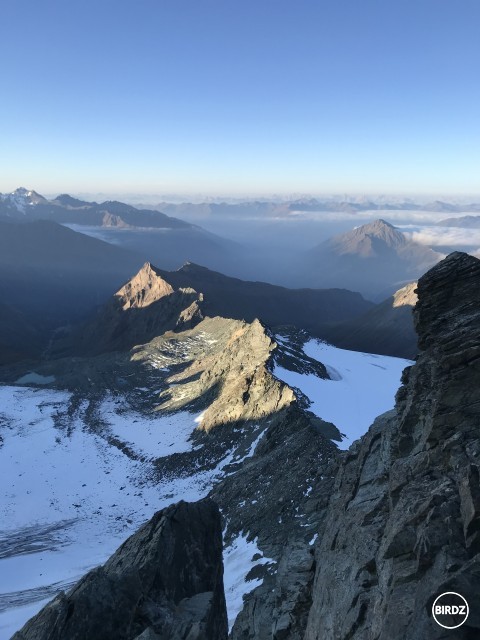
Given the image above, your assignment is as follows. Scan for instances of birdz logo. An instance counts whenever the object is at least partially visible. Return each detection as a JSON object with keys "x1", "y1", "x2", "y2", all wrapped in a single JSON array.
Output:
[{"x1": 432, "y1": 592, "x2": 469, "y2": 629}]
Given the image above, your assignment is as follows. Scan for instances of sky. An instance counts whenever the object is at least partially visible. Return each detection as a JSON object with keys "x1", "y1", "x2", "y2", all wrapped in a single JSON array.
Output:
[{"x1": 1, "y1": 0, "x2": 479, "y2": 198}]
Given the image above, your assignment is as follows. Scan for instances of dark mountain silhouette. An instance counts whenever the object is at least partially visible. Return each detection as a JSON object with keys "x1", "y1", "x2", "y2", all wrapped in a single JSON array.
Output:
[
  {"x1": 0, "y1": 219, "x2": 143, "y2": 362},
  {"x1": 156, "y1": 261, "x2": 374, "y2": 334},
  {"x1": 13, "y1": 500, "x2": 228, "y2": 640},
  {"x1": 322, "y1": 282, "x2": 418, "y2": 358},
  {"x1": 0, "y1": 188, "x2": 240, "y2": 274}
]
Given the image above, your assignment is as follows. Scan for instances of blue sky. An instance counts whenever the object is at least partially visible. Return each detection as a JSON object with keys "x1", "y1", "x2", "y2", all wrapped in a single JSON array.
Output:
[{"x1": 1, "y1": 0, "x2": 479, "y2": 197}]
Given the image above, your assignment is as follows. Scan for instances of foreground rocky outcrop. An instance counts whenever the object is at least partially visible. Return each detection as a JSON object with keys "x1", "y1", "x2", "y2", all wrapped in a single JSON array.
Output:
[
  {"x1": 12, "y1": 500, "x2": 227, "y2": 640},
  {"x1": 304, "y1": 252, "x2": 480, "y2": 639}
]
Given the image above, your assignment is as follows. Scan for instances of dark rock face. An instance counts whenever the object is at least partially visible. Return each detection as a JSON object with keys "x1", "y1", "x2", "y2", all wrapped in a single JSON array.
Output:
[
  {"x1": 156, "y1": 261, "x2": 374, "y2": 336},
  {"x1": 12, "y1": 500, "x2": 228, "y2": 640},
  {"x1": 216, "y1": 404, "x2": 339, "y2": 640},
  {"x1": 321, "y1": 282, "x2": 418, "y2": 359},
  {"x1": 304, "y1": 252, "x2": 480, "y2": 639}
]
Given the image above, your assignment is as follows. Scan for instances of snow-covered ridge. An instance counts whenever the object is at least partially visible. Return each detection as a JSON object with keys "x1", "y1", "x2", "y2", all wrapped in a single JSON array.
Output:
[{"x1": 0, "y1": 188, "x2": 46, "y2": 213}]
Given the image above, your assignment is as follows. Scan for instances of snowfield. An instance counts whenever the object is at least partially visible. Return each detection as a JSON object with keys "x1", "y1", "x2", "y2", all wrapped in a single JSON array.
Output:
[
  {"x1": 0, "y1": 338, "x2": 412, "y2": 637},
  {"x1": 274, "y1": 338, "x2": 413, "y2": 450},
  {"x1": 0, "y1": 386, "x2": 252, "y2": 638}
]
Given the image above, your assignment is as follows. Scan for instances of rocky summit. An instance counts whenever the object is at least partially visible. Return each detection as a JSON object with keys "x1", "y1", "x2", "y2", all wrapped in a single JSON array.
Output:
[
  {"x1": 71, "y1": 262, "x2": 204, "y2": 355},
  {"x1": 12, "y1": 499, "x2": 228, "y2": 640}
]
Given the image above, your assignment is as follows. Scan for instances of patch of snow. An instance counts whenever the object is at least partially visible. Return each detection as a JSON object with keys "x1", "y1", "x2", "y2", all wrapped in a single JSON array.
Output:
[
  {"x1": 309, "y1": 533, "x2": 318, "y2": 545},
  {"x1": 274, "y1": 339, "x2": 412, "y2": 450},
  {"x1": 232, "y1": 426, "x2": 265, "y2": 464},
  {"x1": 14, "y1": 372, "x2": 56, "y2": 385},
  {"x1": 223, "y1": 533, "x2": 274, "y2": 631},
  {"x1": 100, "y1": 396, "x2": 197, "y2": 458},
  {"x1": 0, "y1": 597, "x2": 52, "y2": 638}
]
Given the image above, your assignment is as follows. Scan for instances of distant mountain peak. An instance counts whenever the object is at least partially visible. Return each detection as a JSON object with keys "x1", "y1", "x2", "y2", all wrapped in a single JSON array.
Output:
[
  {"x1": 12, "y1": 187, "x2": 45, "y2": 199},
  {"x1": 53, "y1": 193, "x2": 92, "y2": 208},
  {"x1": 369, "y1": 218, "x2": 395, "y2": 229},
  {"x1": 178, "y1": 261, "x2": 211, "y2": 274},
  {"x1": 328, "y1": 218, "x2": 407, "y2": 257}
]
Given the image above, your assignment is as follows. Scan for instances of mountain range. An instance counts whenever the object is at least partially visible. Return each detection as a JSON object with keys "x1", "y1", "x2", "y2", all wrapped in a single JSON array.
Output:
[
  {"x1": 4, "y1": 252, "x2": 479, "y2": 639},
  {"x1": 0, "y1": 187, "x2": 476, "y2": 637},
  {"x1": 0, "y1": 188, "x2": 191, "y2": 229},
  {"x1": 142, "y1": 197, "x2": 480, "y2": 218},
  {"x1": 437, "y1": 214, "x2": 480, "y2": 228}
]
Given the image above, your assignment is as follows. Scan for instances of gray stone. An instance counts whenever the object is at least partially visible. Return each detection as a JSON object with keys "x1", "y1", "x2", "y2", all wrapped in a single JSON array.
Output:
[
  {"x1": 304, "y1": 253, "x2": 480, "y2": 640},
  {"x1": 12, "y1": 499, "x2": 227, "y2": 640}
]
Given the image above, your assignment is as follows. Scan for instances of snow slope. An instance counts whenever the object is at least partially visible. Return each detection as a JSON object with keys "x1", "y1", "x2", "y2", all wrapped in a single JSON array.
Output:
[
  {"x1": 0, "y1": 386, "x2": 247, "y2": 638},
  {"x1": 223, "y1": 533, "x2": 274, "y2": 631},
  {"x1": 274, "y1": 337, "x2": 412, "y2": 450}
]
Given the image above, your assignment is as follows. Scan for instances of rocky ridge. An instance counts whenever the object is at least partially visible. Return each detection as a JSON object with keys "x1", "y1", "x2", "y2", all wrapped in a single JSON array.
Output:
[
  {"x1": 0, "y1": 188, "x2": 192, "y2": 230},
  {"x1": 71, "y1": 262, "x2": 204, "y2": 355},
  {"x1": 1, "y1": 307, "x2": 342, "y2": 637},
  {"x1": 303, "y1": 252, "x2": 480, "y2": 639},
  {"x1": 7, "y1": 252, "x2": 480, "y2": 640},
  {"x1": 12, "y1": 500, "x2": 228, "y2": 640}
]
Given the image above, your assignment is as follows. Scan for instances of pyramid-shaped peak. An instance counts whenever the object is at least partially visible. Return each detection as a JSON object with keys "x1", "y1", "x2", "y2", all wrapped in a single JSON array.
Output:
[
  {"x1": 328, "y1": 218, "x2": 406, "y2": 256},
  {"x1": 368, "y1": 218, "x2": 395, "y2": 229},
  {"x1": 116, "y1": 262, "x2": 174, "y2": 310}
]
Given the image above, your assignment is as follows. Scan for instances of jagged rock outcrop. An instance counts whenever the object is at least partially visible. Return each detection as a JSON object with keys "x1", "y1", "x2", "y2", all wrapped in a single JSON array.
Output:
[
  {"x1": 155, "y1": 317, "x2": 297, "y2": 431},
  {"x1": 304, "y1": 252, "x2": 480, "y2": 639},
  {"x1": 74, "y1": 262, "x2": 204, "y2": 354},
  {"x1": 12, "y1": 499, "x2": 228, "y2": 640}
]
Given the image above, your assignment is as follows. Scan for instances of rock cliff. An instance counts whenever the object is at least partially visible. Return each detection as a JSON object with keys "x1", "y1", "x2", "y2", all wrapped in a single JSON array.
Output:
[
  {"x1": 304, "y1": 252, "x2": 480, "y2": 639},
  {"x1": 12, "y1": 499, "x2": 228, "y2": 640}
]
